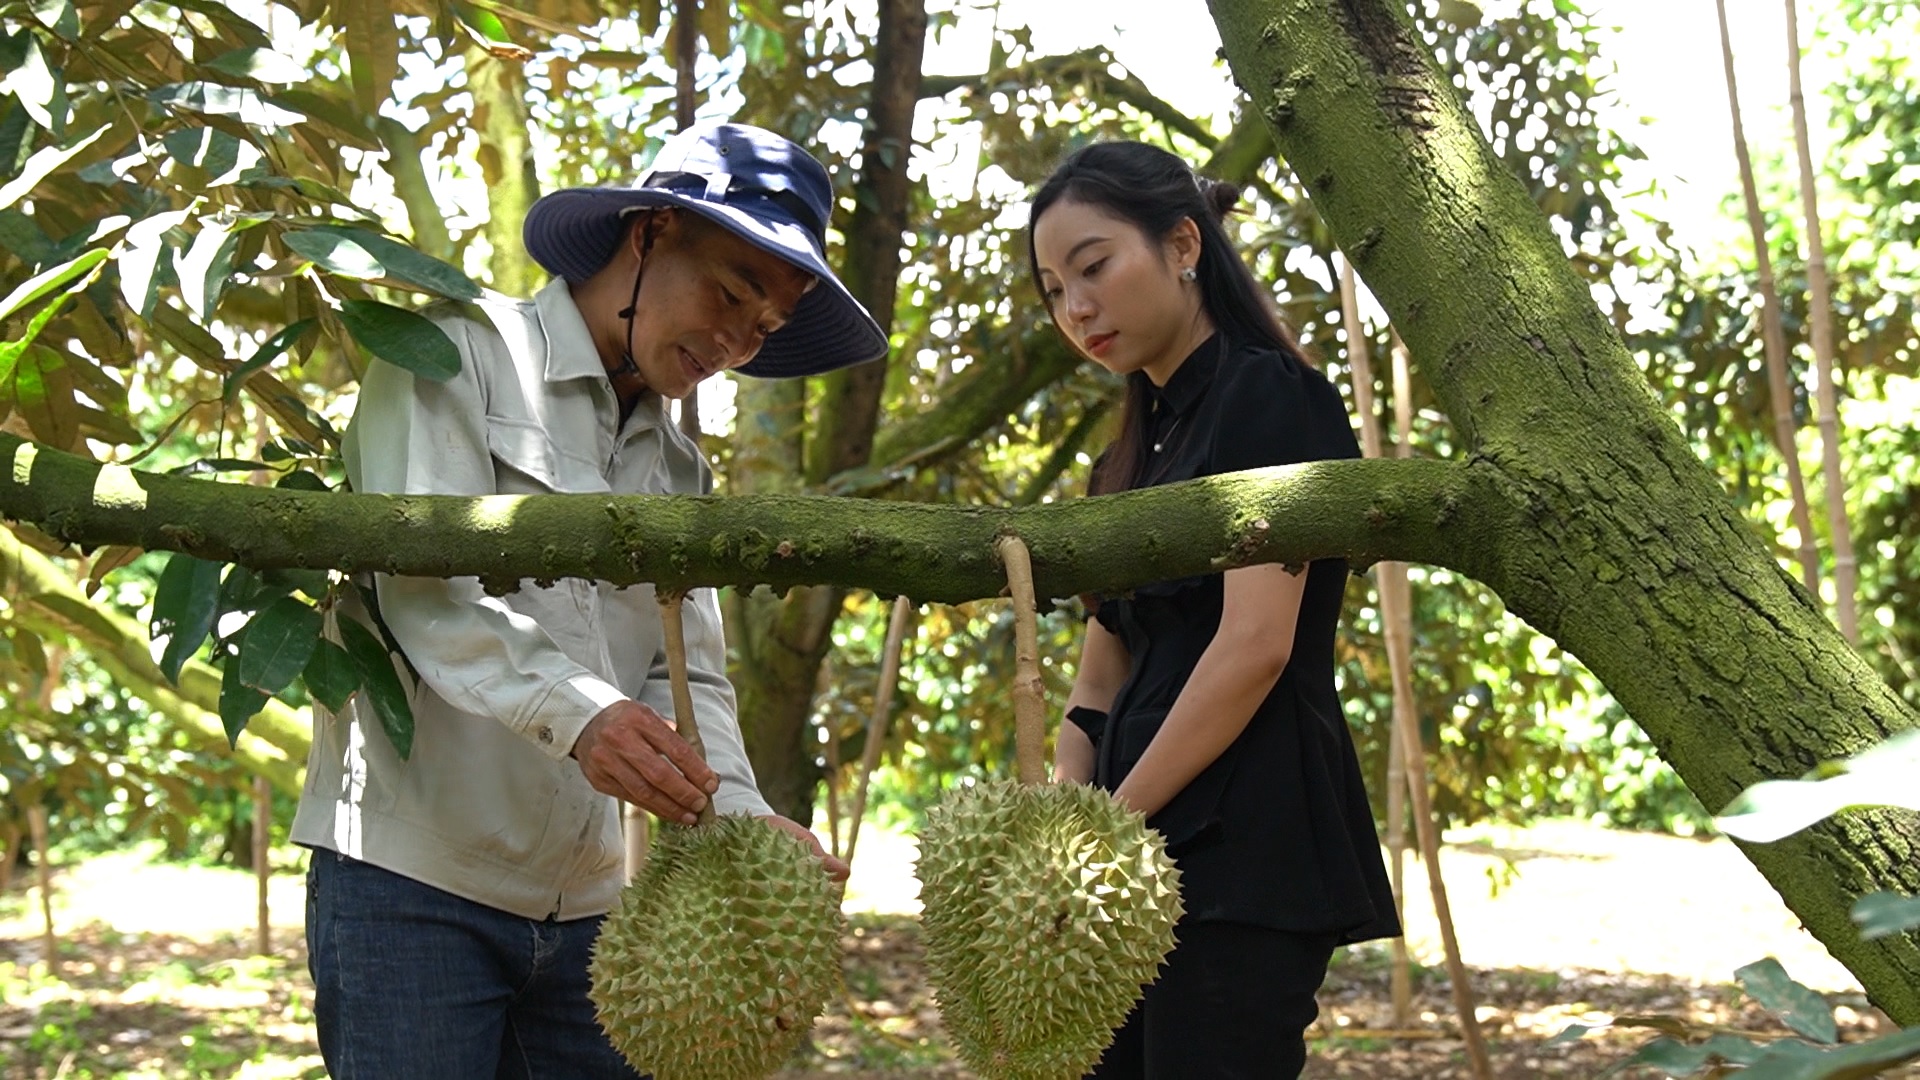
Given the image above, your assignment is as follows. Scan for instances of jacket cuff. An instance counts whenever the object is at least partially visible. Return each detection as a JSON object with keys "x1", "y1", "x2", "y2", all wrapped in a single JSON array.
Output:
[
  {"x1": 1066, "y1": 706, "x2": 1109, "y2": 748},
  {"x1": 526, "y1": 674, "x2": 626, "y2": 760}
]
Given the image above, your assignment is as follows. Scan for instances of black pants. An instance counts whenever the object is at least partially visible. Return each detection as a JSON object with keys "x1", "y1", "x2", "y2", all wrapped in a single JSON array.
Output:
[{"x1": 1088, "y1": 922, "x2": 1339, "y2": 1079}]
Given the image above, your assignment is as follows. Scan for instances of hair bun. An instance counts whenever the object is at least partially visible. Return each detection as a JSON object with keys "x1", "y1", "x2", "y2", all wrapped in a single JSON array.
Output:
[{"x1": 1199, "y1": 178, "x2": 1242, "y2": 222}]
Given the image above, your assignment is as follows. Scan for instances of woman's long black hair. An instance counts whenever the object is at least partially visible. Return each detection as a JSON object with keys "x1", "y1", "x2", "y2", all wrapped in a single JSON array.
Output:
[{"x1": 1028, "y1": 141, "x2": 1306, "y2": 495}]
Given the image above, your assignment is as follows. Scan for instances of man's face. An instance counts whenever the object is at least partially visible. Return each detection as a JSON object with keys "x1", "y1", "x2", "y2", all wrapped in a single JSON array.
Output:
[{"x1": 626, "y1": 211, "x2": 814, "y2": 399}]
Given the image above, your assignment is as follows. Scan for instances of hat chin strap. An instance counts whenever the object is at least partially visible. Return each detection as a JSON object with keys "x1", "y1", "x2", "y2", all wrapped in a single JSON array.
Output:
[{"x1": 611, "y1": 212, "x2": 659, "y2": 388}]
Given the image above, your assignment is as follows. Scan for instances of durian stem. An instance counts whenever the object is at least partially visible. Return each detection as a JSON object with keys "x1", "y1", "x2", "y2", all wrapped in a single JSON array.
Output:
[
  {"x1": 659, "y1": 590, "x2": 717, "y2": 827},
  {"x1": 996, "y1": 534, "x2": 1047, "y2": 787}
]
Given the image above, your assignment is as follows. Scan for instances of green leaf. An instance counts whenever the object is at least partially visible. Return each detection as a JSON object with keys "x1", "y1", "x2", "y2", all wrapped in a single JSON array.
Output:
[
  {"x1": 342, "y1": 0, "x2": 400, "y2": 120},
  {"x1": 0, "y1": 247, "x2": 108, "y2": 321},
  {"x1": 204, "y1": 46, "x2": 306, "y2": 85},
  {"x1": 238, "y1": 594, "x2": 322, "y2": 694},
  {"x1": 161, "y1": 127, "x2": 242, "y2": 177},
  {"x1": 30, "y1": 0, "x2": 78, "y2": 39},
  {"x1": 224, "y1": 319, "x2": 314, "y2": 399},
  {"x1": 6, "y1": 33, "x2": 61, "y2": 133},
  {"x1": 0, "y1": 123, "x2": 108, "y2": 210},
  {"x1": 275, "y1": 469, "x2": 330, "y2": 492},
  {"x1": 219, "y1": 655, "x2": 269, "y2": 747},
  {"x1": 119, "y1": 209, "x2": 192, "y2": 319},
  {"x1": 301, "y1": 638, "x2": 359, "y2": 713},
  {"x1": 1716, "y1": 730, "x2": 1920, "y2": 843},
  {"x1": 1739, "y1": 1025, "x2": 1920, "y2": 1079},
  {"x1": 338, "y1": 299, "x2": 461, "y2": 382},
  {"x1": 450, "y1": 0, "x2": 531, "y2": 58},
  {"x1": 261, "y1": 565, "x2": 332, "y2": 600},
  {"x1": 1852, "y1": 891, "x2": 1920, "y2": 941},
  {"x1": 338, "y1": 617, "x2": 414, "y2": 760},
  {"x1": 152, "y1": 554, "x2": 224, "y2": 684},
  {"x1": 178, "y1": 219, "x2": 239, "y2": 319},
  {"x1": 307, "y1": 225, "x2": 481, "y2": 299},
  {"x1": 12, "y1": 344, "x2": 77, "y2": 448},
  {"x1": 1624, "y1": 1034, "x2": 1767, "y2": 1075},
  {"x1": 281, "y1": 228, "x2": 383, "y2": 278},
  {"x1": 148, "y1": 82, "x2": 306, "y2": 129},
  {"x1": 1735, "y1": 958, "x2": 1837, "y2": 1044}
]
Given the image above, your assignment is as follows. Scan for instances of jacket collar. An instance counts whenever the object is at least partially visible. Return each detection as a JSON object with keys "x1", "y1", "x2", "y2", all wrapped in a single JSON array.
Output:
[{"x1": 533, "y1": 276, "x2": 610, "y2": 384}]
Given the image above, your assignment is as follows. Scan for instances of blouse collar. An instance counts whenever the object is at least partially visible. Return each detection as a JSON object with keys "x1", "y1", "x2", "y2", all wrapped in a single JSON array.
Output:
[{"x1": 1148, "y1": 332, "x2": 1223, "y2": 416}]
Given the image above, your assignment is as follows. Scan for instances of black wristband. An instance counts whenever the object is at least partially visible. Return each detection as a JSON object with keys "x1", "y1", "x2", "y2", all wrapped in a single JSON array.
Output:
[{"x1": 1065, "y1": 706, "x2": 1109, "y2": 748}]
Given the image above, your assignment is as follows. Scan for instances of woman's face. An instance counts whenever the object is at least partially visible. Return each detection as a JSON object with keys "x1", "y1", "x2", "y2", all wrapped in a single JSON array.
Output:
[
  {"x1": 1032, "y1": 198, "x2": 1201, "y2": 383},
  {"x1": 625, "y1": 211, "x2": 814, "y2": 399}
]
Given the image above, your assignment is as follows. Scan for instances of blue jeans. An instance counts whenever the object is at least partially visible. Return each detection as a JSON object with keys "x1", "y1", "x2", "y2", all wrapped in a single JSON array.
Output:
[{"x1": 305, "y1": 849, "x2": 644, "y2": 1079}]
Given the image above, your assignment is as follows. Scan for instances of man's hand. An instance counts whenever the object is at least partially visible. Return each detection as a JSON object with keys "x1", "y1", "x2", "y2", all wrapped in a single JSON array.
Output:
[
  {"x1": 572, "y1": 700, "x2": 718, "y2": 825},
  {"x1": 758, "y1": 814, "x2": 851, "y2": 883}
]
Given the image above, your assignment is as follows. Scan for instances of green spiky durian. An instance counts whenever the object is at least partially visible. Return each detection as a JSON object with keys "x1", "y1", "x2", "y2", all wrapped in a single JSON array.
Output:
[
  {"x1": 589, "y1": 813, "x2": 844, "y2": 1080},
  {"x1": 916, "y1": 780, "x2": 1183, "y2": 1080}
]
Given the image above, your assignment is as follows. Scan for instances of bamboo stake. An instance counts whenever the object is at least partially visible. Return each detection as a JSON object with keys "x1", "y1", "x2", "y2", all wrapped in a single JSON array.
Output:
[
  {"x1": 1716, "y1": 0, "x2": 1823, "y2": 596},
  {"x1": 824, "y1": 692, "x2": 844, "y2": 860},
  {"x1": 843, "y1": 595, "x2": 915, "y2": 866},
  {"x1": 1342, "y1": 259, "x2": 1492, "y2": 1077},
  {"x1": 1784, "y1": 0, "x2": 1859, "y2": 642},
  {"x1": 996, "y1": 536, "x2": 1046, "y2": 786},
  {"x1": 658, "y1": 592, "x2": 716, "y2": 826},
  {"x1": 624, "y1": 804, "x2": 651, "y2": 880},
  {"x1": 29, "y1": 804, "x2": 55, "y2": 976},
  {"x1": 253, "y1": 775, "x2": 271, "y2": 956},
  {"x1": 1386, "y1": 331, "x2": 1415, "y2": 1029},
  {"x1": 674, "y1": 0, "x2": 702, "y2": 442},
  {"x1": 0, "y1": 820, "x2": 18, "y2": 895}
]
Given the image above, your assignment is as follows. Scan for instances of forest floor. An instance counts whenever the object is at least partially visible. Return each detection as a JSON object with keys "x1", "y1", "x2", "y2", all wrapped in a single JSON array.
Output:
[{"x1": 0, "y1": 818, "x2": 1912, "y2": 1079}]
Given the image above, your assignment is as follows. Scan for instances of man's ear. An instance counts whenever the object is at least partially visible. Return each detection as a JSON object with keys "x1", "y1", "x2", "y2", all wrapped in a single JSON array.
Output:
[{"x1": 627, "y1": 208, "x2": 676, "y2": 259}]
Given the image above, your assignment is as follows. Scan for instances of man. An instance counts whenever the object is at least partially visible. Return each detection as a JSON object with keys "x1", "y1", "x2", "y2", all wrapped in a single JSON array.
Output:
[{"x1": 292, "y1": 122, "x2": 886, "y2": 1077}]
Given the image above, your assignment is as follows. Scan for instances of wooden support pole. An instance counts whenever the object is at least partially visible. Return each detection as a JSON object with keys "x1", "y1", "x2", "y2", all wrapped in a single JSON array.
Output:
[
  {"x1": 29, "y1": 805, "x2": 55, "y2": 976},
  {"x1": 844, "y1": 596, "x2": 914, "y2": 866},
  {"x1": 254, "y1": 775, "x2": 272, "y2": 956}
]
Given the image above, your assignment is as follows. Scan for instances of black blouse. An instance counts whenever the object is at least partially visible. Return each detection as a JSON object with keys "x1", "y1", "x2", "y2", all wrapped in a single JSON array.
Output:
[{"x1": 1079, "y1": 333, "x2": 1400, "y2": 943}]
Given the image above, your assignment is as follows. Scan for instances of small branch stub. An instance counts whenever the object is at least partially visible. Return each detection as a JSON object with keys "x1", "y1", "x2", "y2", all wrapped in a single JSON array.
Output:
[
  {"x1": 657, "y1": 591, "x2": 716, "y2": 827},
  {"x1": 996, "y1": 535, "x2": 1048, "y2": 787}
]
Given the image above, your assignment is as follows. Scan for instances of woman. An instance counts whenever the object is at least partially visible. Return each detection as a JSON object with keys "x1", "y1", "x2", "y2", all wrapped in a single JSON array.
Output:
[{"x1": 1029, "y1": 141, "x2": 1401, "y2": 1077}]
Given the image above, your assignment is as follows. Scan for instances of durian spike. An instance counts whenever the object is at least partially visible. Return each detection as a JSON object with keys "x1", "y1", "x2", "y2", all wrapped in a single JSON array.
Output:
[
  {"x1": 658, "y1": 590, "x2": 718, "y2": 827},
  {"x1": 994, "y1": 535, "x2": 1047, "y2": 787}
]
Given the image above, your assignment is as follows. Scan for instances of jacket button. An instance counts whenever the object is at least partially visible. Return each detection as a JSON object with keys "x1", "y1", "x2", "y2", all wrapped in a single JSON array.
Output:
[{"x1": 537, "y1": 725, "x2": 554, "y2": 745}]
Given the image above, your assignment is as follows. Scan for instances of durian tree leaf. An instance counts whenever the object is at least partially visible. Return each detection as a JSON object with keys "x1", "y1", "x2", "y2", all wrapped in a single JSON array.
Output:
[
  {"x1": 237, "y1": 594, "x2": 322, "y2": 695},
  {"x1": 1852, "y1": 891, "x2": 1920, "y2": 942},
  {"x1": 12, "y1": 344, "x2": 78, "y2": 449},
  {"x1": 147, "y1": 81, "x2": 307, "y2": 129},
  {"x1": 0, "y1": 246, "x2": 109, "y2": 321},
  {"x1": 160, "y1": 126, "x2": 242, "y2": 174},
  {"x1": 0, "y1": 250, "x2": 105, "y2": 387},
  {"x1": 338, "y1": 616, "x2": 413, "y2": 760},
  {"x1": 204, "y1": 46, "x2": 306, "y2": 84},
  {"x1": 1734, "y1": 958, "x2": 1837, "y2": 1044},
  {"x1": 0, "y1": 122, "x2": 107, "y2": 210},
  {"x1": 30, "y1": 0, "x2": 79, "y2": 41},
  {"x1": 341, "y1": 0, "x2": 399, "y2": 120},
  {"x1": 1715, "y1": 730, "x2": 1920, "y2": 844},
  {"x1": 118, "y1": 209, "x2": 192, "y2": 319},
  {"x1": 218, "y1": 654, "x2": 269, "y2": 746},
  {"x1": 338, "y1": 299, "x2": 461, "y2": 382},
  {"x1": 301, "y1": 637, "x2": 359, "y2": 712},
  {"x1": 280, "y1": 227, "x2": 382, "y2": 278},
  {"x1": 5, "y1": 31, "x2": 61, "y2": 133},
  {"x1": 151, "y1": 553, "x2": 225, "y2": 684},
  {"x1": 177, "y1": 218, "x2": 239, "y2": 318},
  {"x1": 1737, "y1": 1025, "x2": 1920, "y2": 1080},
  {"x1": 224, "y1": 318, "x2": 314, "y2": 399},
  {"x1": 303, "y1": 224, "x2": 481, "y2": 299}
]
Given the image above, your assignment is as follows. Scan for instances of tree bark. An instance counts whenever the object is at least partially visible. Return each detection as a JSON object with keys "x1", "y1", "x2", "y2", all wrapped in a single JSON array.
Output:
[
  {"x1": 1206, "y1": 0, "x2": 1920, "y2": 1021},
  {"x1": 804, "y1": 0, "x2": 928, "y2": 485},
  {"x1": 1783, "y1": 0, "x2": 1858, "y2": 643},
  {"x1": 1714, "y1": 0, "x2": 1822, "y2": 596},
  {"x1": 466, "y1": 46, "x2": 540, "y2": 297},
  {"x1": 730, "y1": 0, "x2": 927, "y2": 822}
]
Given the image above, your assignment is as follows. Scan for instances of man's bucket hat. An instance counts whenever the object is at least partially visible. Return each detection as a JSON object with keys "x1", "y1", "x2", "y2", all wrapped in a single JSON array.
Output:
[{"x1": 522, "y1": 122, "x2": 889, "y2": 378}]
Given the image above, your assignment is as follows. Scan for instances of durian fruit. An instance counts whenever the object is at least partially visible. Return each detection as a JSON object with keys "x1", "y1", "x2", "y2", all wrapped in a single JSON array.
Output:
[
  {"x1": 917, "y1": 779, "x2": 1182, "y2": 1079},
  {"x1": 588, "y1": 592, "x2": 844, "y2": 1080},
  {"x1": 590, "y1": 813, "x2": 844, "y2": 1080},
  {"x1": 914, "y1": 536, "x2": 1183, "y2": 1079}
]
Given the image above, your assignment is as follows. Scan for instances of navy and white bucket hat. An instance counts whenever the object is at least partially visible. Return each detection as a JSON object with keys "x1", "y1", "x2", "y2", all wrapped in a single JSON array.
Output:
[{"x1": 522, "y1": 122, "x2": 889, "y2": 378}]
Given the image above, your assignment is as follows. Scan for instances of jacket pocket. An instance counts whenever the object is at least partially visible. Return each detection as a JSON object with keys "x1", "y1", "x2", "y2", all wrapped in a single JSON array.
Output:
[{"x1": 485, "y1": 416, "x2": 608, "y2": 494}]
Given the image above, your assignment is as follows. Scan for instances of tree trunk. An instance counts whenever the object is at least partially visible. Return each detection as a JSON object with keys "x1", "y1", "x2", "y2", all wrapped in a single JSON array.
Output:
[
  {"x1": 1206, "y1": 0, "x2": 1920, "y2": 1022},
  {"x1": 728, "y1": 0, "x2": 928, "y2": 822},
  {"x1": 466, "y1": 46, "x2": 540, "y2": 297},
  {"x1": 1783, "y1": 0, "x2": 1858, "y2": 643},
  {"x1": 1714, "y1": 0, "x2": 1822, "y2": 596}
]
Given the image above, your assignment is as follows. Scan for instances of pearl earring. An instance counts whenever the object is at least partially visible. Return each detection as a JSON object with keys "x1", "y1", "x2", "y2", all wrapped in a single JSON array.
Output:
[{"x1": 1181, "y1": 266, "x2": 1197, "y2": 282}]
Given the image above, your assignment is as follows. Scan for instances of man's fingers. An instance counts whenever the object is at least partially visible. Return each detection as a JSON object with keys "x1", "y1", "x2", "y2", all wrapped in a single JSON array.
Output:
[{"x1": 637, "y1": 709, "x2": 720, "y2": 794}]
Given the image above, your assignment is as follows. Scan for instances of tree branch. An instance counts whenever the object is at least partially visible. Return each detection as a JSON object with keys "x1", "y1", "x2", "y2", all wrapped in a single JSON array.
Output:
[
  {"x1": 920, "y1": 49, "x2": 1218, "y2": 148},
  {"x1": 0, "y1": 432, "x2": 1480, "y2": 607}
]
